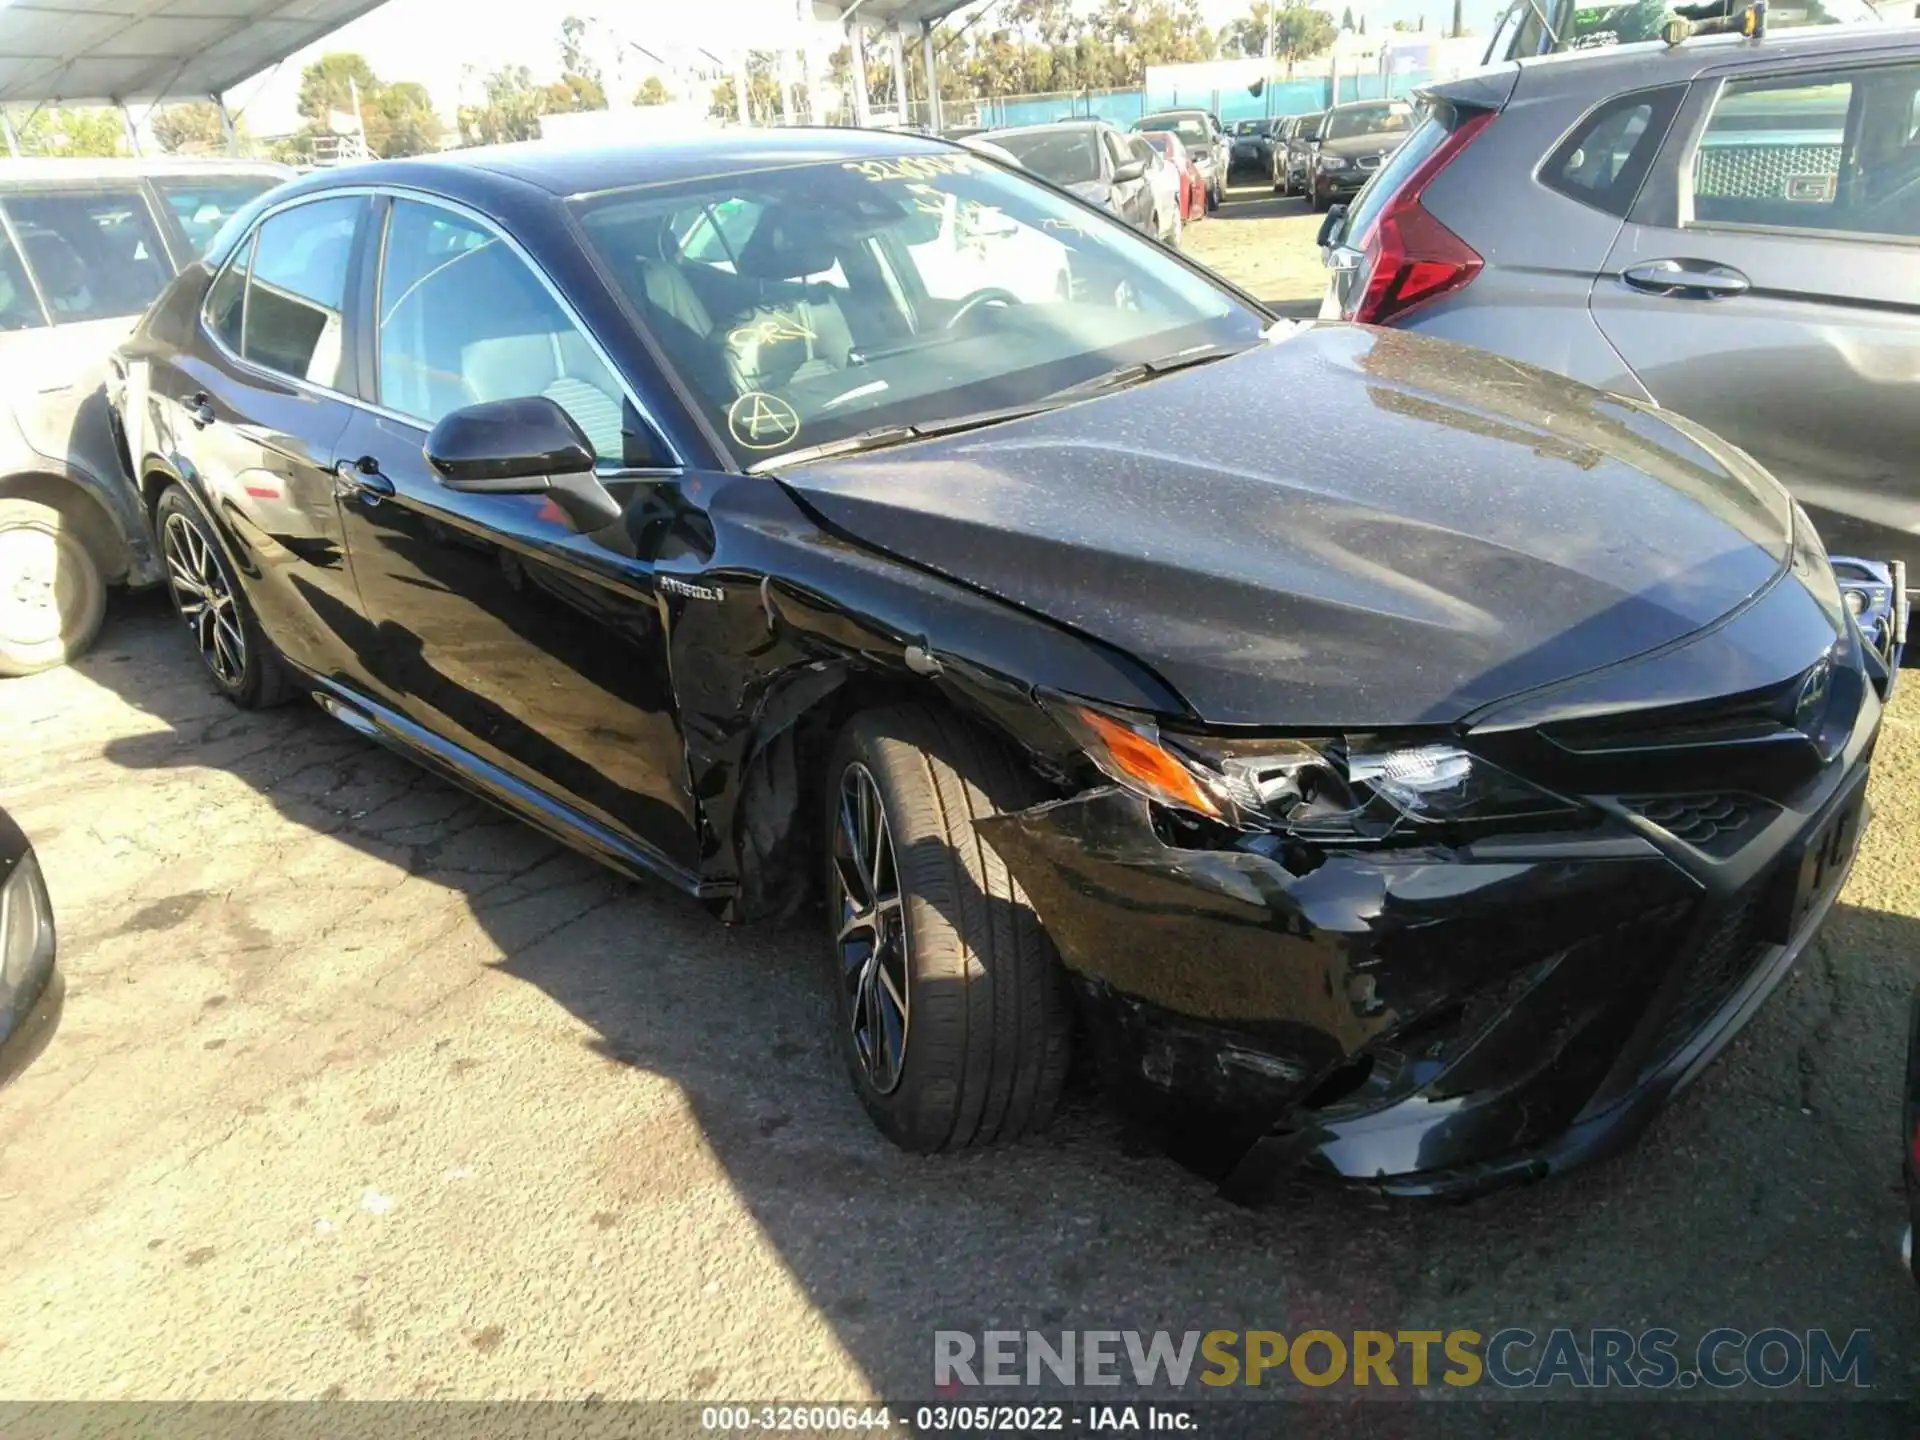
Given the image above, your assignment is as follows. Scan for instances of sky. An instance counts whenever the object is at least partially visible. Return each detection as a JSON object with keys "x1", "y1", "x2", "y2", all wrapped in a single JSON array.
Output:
[{"x1": 218, "y1": 0, "x2": 1508, "y2": 136}]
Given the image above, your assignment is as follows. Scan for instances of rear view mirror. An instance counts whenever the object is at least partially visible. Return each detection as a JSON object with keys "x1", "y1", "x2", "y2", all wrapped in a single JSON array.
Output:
[
  {"x1": 1316, "y1": 203, "x2": 1350, "y2": 251},
  {"x1": 1113, "y1": 160, "x2": 1147, "y2": 183},
  {"x1": 424, "y1": 396, "x2": 622, "y2": 532}
]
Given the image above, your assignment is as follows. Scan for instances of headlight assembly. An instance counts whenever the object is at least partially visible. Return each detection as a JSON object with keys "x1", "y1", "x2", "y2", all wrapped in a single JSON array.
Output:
[
  {"x1": 1319, "y1": 156, "x2": 1350, "y2": 171},
  {"x1": 1046, "y1": 698, "x2": 1579, "y2": 841}
]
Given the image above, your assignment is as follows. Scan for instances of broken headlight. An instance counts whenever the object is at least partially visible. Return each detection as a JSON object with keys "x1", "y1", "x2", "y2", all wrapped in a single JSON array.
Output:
[{"x1": 1047, "y1": 699, "x2": 1578, "y2": 838}]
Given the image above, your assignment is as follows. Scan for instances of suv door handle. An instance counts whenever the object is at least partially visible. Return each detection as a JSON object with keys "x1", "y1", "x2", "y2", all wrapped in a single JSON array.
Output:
[
  {"x1": 1621, "y1": 259, "x2": 1751, "y2": 299},
  {"x1": 188, "y1": 391, "x2": 216, "y2": 428},
  {"x1": 333, "y1": 456, "x2": 395, "y2": 503}
]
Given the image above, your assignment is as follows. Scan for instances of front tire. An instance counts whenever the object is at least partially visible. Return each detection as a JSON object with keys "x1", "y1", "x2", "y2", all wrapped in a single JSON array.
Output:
[
  {"x1": 155, "y1": 485, "x2": 293, "y2": 709},
  {"x1": 0, "y1": 496, "x2": 106, "y2": 678},
  {"x1": 824, "y1": 705, "x2": 1070, "y2": 1153},
  {"x1": 1311, "y1": 180, "x2": 1332, "y2": 213}
]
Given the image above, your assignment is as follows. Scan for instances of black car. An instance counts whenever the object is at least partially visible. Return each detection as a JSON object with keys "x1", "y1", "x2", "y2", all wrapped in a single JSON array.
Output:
[
  {"x1": 112, "y1": 130, "x2": 1887, "y2": 1197},
  {"x1": 1280, "y1": 110, "x2": 1326, "y2": 199},
  {"x1": 1229, "y1": 117, "x2": 1274, "y2": 175},
  {"x1": 0, "y1": 801, "x2": 59, "y2": 1084},
  {"x1": 1308, "y1": 99, "x2": 1418, "y2": 211}
]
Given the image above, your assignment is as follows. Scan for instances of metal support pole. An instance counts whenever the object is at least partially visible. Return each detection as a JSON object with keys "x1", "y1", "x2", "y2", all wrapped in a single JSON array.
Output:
[
  {"x1": 0, "y1": 108, "x2": 18, "y2": 158},
  {"x1": 214, "y1": 93, "x2": 237, "y2": 153},
  {"x1": 848, "y1": 20, "x2": 872, "y2": 127},
  {"x1": 920, "y1": 23, "x2": 942, "y2": 135},
  {"x1": 734, "y1": 59, "x2": 752, "y2": 126},
  {"x1": 889, "y1": 26, "x2": 910, "y2": 127},
  {"x1": 119, "y1": 101, "x2": 142, "y2": 156}
]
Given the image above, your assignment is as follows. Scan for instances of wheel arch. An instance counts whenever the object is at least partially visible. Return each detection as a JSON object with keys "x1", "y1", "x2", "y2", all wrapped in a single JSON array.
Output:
[
  {"x1": 676, "y1": 480, "x2": 1180, "y2": 925},
  {"x1": 0, "y1": 469, "x2": 132, "y2": 584}
]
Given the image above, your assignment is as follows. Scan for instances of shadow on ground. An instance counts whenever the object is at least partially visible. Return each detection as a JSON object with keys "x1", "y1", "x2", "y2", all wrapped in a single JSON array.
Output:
[{"x1": 20, "y1": 550, "x2": 1920, "y2": 1415}]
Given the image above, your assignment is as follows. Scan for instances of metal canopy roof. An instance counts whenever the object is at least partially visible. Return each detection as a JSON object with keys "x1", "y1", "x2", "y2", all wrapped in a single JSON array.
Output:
[
  {"x1": 809, "y1": 0, "x2": 974, "y2": 30},
  {"x1": 0, "y1": 0, "x2": 388, "y2": 105}
]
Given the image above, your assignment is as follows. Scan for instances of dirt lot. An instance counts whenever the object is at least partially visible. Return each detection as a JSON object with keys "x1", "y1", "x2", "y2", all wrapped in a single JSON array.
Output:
[{"x1": 3, "y1": 184, "x2": 1919, "y2": 1410}]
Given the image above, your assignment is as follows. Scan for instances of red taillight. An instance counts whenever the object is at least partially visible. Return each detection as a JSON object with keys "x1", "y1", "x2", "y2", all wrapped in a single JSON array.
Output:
[{"x1": 1349, "y1": 108, "x2": 1496, "y2": 327}]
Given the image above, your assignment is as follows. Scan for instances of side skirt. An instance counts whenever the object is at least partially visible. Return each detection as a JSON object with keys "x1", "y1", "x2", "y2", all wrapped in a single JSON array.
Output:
[{"x1": 303, "y1": 672, "x2": 725, "y2": 903}]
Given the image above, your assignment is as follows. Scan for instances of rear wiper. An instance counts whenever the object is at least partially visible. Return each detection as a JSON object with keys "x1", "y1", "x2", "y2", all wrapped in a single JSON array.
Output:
[
  {"x1": 1049, "y1": 342, "x2": 1248, "y2": 398},
  {"x1": 748, "y1": 399, "x2": 1066, "y2": 472}
]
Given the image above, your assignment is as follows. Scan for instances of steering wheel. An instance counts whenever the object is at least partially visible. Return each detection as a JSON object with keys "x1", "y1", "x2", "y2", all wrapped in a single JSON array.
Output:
[{"x1": 945, "y1": 287, "x2": 1023, "y2": 330}]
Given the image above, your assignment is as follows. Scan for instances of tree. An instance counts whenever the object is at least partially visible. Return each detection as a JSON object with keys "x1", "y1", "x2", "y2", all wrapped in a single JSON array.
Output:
[
  {"x1": 373, "y1": 80, "x2": 443, "y2": 156},
  {"x1": 1451, "y1": 0, "x2": 1464, "y2": 35},
  {"x1": 292, "y1": 51, "x2": 444, "y2": 159},
  {"x1": 709, "y1": 51, "x2": 804, "y2": 125},
  {"x1": 634, "y1": 76, "x2": 673, "y2": 107},
  {"x1": 544, "y1": 72, "x2": 607, "y2": 112},
  {"x1": 5, "y1": 106, "x2": 126, "y2": 157},
  {"x1": 1221, "y1": 3, "x2": 1277, "y2": 57},
  {"x1": 151, "y1": 102, "x2": 231, "y2": 154},
  {"x1": 1341, "y1": 5, "x2": 1355, "y2": 29},
  {"x1": 1359, "y1": 12, "x2": 1368, "y2": 33},
  {"x1": 549, "y1": 16, "x2": 607, "y2": 112},
  {"x1": 459, "y1": 65, "x2": 548, "y2": 145},
  {"x1": 1271, "y1": 1, "x2": 1337, "y2": 62},
  {"x1": 296, "y1": 51, "x2": 380, "y2": 128}
]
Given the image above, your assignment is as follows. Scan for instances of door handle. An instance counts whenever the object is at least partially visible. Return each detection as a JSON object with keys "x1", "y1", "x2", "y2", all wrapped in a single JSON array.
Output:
[
  {"x1": 1621, "y1": 259, "x2": 1751, "y2": 299},
  {"x1": 188, "y1": 391, "x2": 216, "y2": 428},
  {"x1": 333, "y1": 456, "x2": 395, "y2": 503}
]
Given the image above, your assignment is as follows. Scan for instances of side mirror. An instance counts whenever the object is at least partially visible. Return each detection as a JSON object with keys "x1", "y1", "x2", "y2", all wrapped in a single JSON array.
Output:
[
  {"x1": 1316, "y1": 203, "x2": 1350, "y2": 251},
  {"x1": 1113, "y1": 159, "x2": 1147, "y2": 183},
  {"x1": 424, "y1": 396, "x2": 623, "y2": 533}
]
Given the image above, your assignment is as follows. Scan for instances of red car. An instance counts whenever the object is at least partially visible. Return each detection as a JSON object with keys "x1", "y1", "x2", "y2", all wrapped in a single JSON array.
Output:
[{"x1": 1141, "y1": 130, "x2": 1204, "y2": 225}]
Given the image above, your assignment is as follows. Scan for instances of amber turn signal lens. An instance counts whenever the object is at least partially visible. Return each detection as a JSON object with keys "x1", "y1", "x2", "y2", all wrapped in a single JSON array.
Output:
[{"x1": 1075, "y1": 707, "x2": 1223, "y2": 819}]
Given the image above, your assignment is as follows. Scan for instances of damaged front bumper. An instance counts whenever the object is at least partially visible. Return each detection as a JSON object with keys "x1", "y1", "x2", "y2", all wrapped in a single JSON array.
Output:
[{"x1": 979, "y1": 693, "x2": 1878, "y2": 1200}]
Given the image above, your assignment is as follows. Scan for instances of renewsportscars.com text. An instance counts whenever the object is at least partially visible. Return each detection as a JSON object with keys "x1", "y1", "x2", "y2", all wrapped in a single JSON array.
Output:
[{"x1": 933, "y1": 1328, "x2": 1873, "y2": 1391}]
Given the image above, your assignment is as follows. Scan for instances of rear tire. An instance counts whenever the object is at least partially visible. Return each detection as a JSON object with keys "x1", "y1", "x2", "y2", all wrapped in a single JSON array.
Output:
[
  {"x1": 823, "y1": 704, "x2": 1071, "y2": 1153},
  {"x1": 155, "y1": 485, "x2": 294, "y2": 709},
  {"x1": 0, "y1": 496, "x2": 106, "y2": 678}
]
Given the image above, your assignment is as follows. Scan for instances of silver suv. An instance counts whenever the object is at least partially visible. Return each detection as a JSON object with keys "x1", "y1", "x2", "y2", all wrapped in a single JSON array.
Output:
[
  {"x1": 1319, "y1": 25, "x2": 1920, "y2": 569},
  {"x1": 1, "y1": 157, "x2": 289, "y2": 676}
]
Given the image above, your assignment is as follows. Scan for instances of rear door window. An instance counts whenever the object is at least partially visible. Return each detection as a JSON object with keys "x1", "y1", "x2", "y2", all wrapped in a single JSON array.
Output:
[
  {"x1": 242, "y1": 196, "x2": 361, "y2": 387},
  {"x1": 1687, "y1": 62, "x2": 1920, "y2": 240},
  {"x1": 0, "y1": 189, "x2": 171, "y2": 323},
  {"x1": 0, "y1": 224, "x2": 44, "y2": 330},
  {"x1": 1543, "y1": 87, "x2": 1686, "y2": 216}
]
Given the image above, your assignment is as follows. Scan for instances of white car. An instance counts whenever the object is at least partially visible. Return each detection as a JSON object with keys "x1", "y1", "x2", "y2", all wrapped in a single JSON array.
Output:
[
  {"x1": 904, "y1": 184, "x2": 1073, "y2": 306},
  {"x1": 1127, "y1": 132, "x2": 1182, "y2": 246}
]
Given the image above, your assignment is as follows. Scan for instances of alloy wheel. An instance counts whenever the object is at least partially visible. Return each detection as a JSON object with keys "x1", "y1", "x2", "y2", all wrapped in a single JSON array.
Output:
[
  {"x1": 832, "y1": 762, "x2": 910, "y2": 1094},
  {"x1": 0, "y1": 523, "x2": 64, "y2": 650},
  {"x1": 162, "y1": 510, "x2": 246, "y2": 687}
]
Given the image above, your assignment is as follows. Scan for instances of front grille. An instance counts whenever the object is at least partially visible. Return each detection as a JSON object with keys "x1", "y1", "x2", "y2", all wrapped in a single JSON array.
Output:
[
  {"x1": 1640, "y1": 889, "x2": 1768, "y2": 1075},
  {"x1": 1620, "y1": 793, "x2": 1775, "y2": 858},
  {"x1": 1695, "y1": 143, "x2": 1840, "y2": 201}
]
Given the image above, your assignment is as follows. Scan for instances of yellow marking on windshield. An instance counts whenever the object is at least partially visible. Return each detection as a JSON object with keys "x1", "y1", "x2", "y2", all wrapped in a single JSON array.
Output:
[
  {"x1": 728, "y1": 314, "x2": 818, "y2": 350},
  {"x1": 843, "y1": 154, "x2": 981, "y2": 183}
]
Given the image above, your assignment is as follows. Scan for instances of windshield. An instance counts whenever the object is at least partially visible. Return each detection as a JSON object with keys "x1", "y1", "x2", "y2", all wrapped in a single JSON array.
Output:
[
  {"x1": 1325, "y1": 104, "x2": 1414, "y2": 140},
  {"x1": 1562, "y1": 0, "x2": 1882, "y2": 47},
  {"x1": 153, "y1": 175, "x2": 282, "y2": 254},
  {"x1": 575, "y1": 152, "x2": 1261, "y2": 465},
  {"x1": 1136, "y1": 114, "x2": 1212, "y2": 149},
  {"x1": 990, "y1": 128, "x2": 1101, "y2": 186}
]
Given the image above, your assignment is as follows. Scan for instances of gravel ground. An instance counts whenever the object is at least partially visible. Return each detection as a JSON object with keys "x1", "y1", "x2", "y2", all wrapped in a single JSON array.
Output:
[{"x1": 1, "y1": 183, "x2": 1917, "y2": 1416}]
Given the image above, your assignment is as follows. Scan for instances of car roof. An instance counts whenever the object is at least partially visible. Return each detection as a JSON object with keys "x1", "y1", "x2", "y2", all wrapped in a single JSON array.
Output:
[
  {"x1": 1136, "y1": 109, "x2": 1211, "y2": 122},
  {"x1": 991, "y1": 121, "x2": 1111, "y2": 137},
  {"x1": 0, "y1": 156, "x2": 292, "y2": 186},
  {"x1": 1510, "y1": 18, "x2": 1920, "y2": 85},
  {"x1": 278, "y1": 126, "x2": 975, "y2": 204},
  {"x1": 1326, "y1": 97, "x2": 1413, "y2": 110}
]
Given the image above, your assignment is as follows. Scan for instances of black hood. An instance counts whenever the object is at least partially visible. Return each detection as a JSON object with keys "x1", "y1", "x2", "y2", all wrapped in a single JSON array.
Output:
[{"x1": 778, "y1": 324, "x2": 1795, "y2": 727}]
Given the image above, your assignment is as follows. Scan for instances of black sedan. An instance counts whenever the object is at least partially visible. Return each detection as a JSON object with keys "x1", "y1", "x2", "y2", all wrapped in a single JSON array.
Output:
[
  {"x1": 1308, "y1": 98, "x2": 1417, "y2": 211},
  {"x1": 0, "y1": 802, "x2": 59, "y2": 1084},
  {"x1": 110, "y1": 129, "x2": 1886, "y2": 1197}
]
